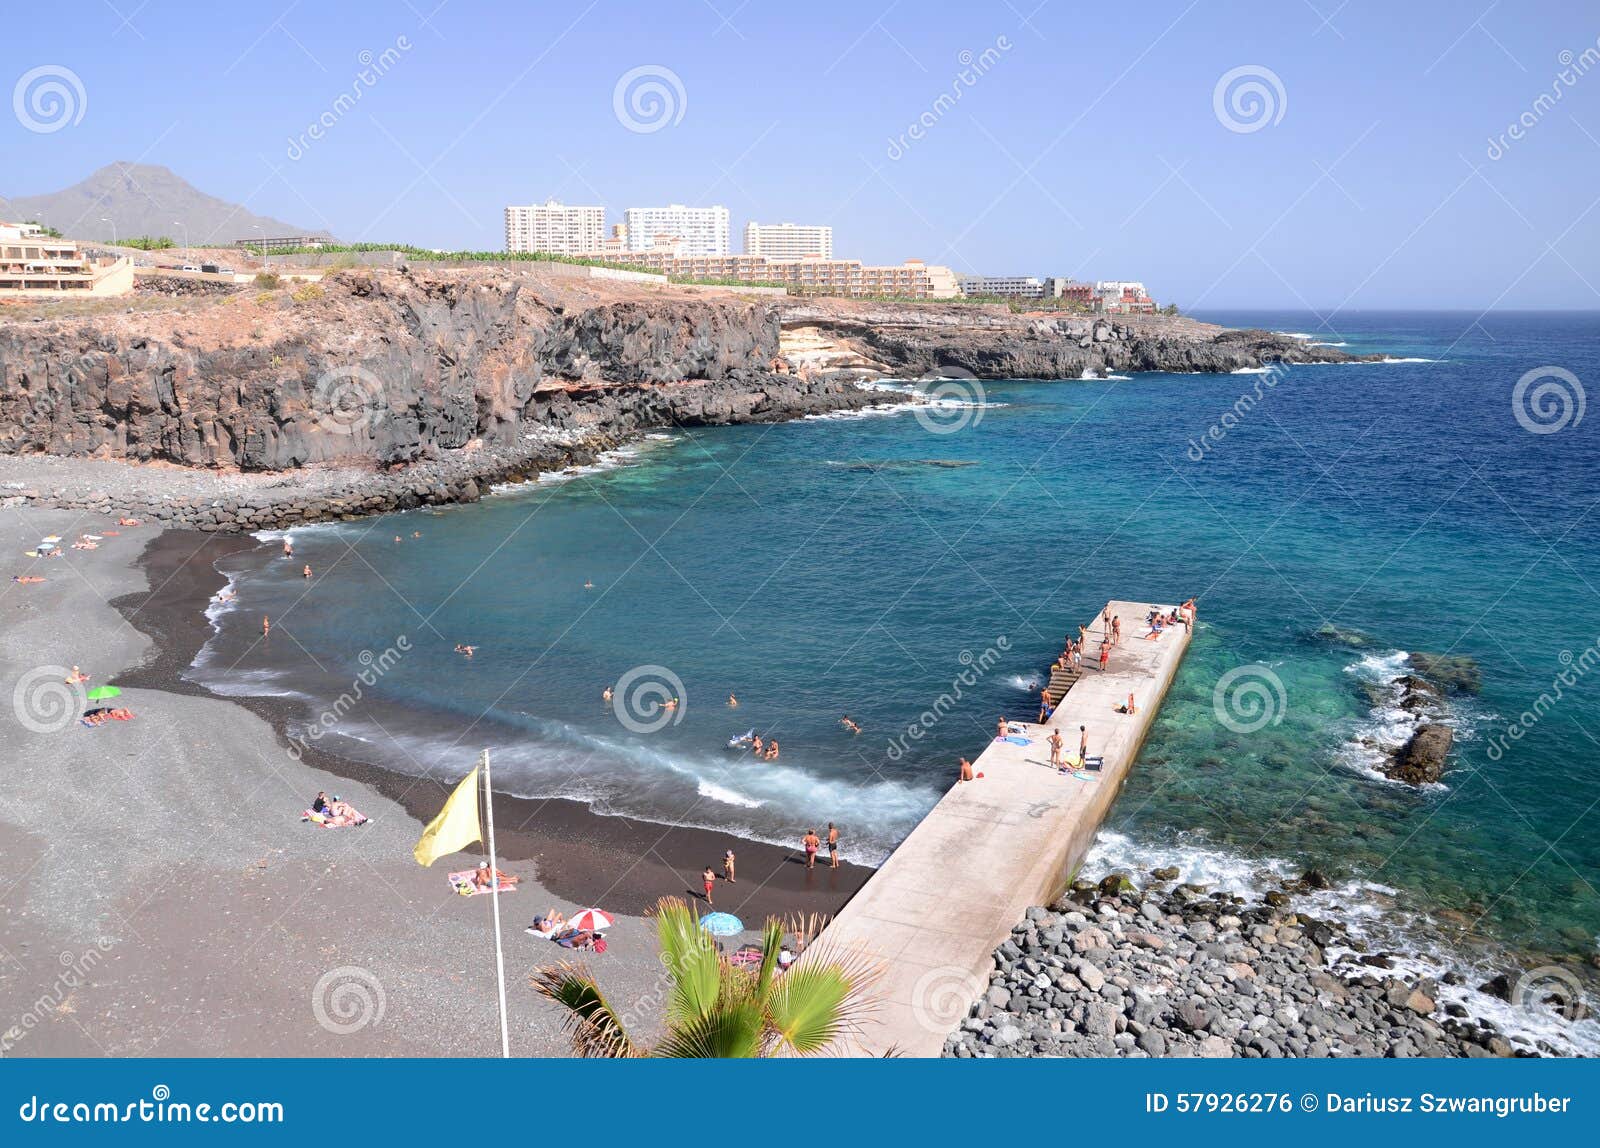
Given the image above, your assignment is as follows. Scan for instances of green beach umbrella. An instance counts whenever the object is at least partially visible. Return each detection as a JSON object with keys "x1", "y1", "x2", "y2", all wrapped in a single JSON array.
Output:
[{"x1": 84, "y1": 686, "x2": 121, "y2": 700}]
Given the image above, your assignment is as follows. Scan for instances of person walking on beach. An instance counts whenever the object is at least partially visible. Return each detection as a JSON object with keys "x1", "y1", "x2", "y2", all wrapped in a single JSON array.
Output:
[
  {"x1": 827, "y1": 823, "x2": 840, "y2": 868},
  {"x1": 1099, "y1": 641, "x2": 1110, "y2": 672},
  {"x1": 702, "y1": 866, "x2": 717, "y2": 905},
  {"x1": 1079, "y1": 725, "x2": 1089, "y2": 765},
  {"x1": 723, "y1": 849, "x2": 736, "y2": 884},
  {"x1": 802, "y1": 828, "x2": 821, "y2": 870},
  {"x1": 1049, "y1": 728, "x2": 1064, "y2": 769}
]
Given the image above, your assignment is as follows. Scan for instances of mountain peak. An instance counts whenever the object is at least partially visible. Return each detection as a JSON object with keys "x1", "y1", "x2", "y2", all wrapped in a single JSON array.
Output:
[{"x1": 1, "y1": 162, "x2": 330, "y2": 246}]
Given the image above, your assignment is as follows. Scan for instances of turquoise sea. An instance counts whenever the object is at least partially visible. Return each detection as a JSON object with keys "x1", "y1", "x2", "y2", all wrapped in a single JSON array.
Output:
[{"x1": 193, "y1": 310, "x2": 1599, "y2": 1025}]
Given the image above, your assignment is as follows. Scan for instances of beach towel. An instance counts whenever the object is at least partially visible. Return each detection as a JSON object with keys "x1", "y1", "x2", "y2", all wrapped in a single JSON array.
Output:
[
  {"x1": 1002, "y1": 735, "x2": 1031, "y2": 746},
  {"x1": 449, "y1": 870, "x2": 518, "y2": 896},
  {"x1": 525, "y1": 921, "x2": 561, "y2": 939}
]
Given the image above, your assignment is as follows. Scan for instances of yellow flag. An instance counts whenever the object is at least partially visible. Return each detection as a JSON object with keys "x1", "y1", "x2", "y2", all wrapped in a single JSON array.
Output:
[{"x1": 414, "y1": 765, "x2": 482, "y2": 867}]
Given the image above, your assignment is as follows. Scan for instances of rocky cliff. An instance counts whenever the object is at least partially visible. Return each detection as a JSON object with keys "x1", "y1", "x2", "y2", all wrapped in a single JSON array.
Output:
[
  {"x1": 777, "y1": 299, "x2": 1379, "y2": 380},
  {"x1": 1, "y1": 268, "x2": 1378, "y2": 483},
  {"x1": 0, "y1": 269, "x2": 865, "y2": 473}
]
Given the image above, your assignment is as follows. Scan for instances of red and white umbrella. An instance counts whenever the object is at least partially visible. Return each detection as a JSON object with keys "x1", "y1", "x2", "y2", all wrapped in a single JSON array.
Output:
[{"x1": 568, "y1": 908, "x2": 613, "y2": 932}]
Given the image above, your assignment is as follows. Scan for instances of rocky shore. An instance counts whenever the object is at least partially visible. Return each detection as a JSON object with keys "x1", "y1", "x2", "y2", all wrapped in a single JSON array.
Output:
[
  {"x1": 779, "y1": 299, "x2": 1382, "y2": 380},
  {"x1": 0, "y1": 373, "x2": 892, "y2": 531},
  {"x1": 944, "y1": 870, "x2": 1583, "y2": 1059}
]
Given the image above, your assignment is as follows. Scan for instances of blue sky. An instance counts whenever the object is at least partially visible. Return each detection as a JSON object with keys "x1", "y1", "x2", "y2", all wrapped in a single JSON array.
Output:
[{"x1": 6, "y1": 0, "x2": 1599, "y2": 308}]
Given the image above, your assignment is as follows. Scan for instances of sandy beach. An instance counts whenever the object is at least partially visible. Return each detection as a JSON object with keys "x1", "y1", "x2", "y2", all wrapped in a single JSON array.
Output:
[{"x1": 0, "y1": 506, "x2": 868, "y2": 1057}]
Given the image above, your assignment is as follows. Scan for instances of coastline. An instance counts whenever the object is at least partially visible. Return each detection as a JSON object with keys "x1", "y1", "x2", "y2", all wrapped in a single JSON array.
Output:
[
  {"x1": 0, "y1": 507, "x2": 863, "y2": 1059},
  {"x1": 113, "y1": 527, "x2": 876, "y2": 922}
]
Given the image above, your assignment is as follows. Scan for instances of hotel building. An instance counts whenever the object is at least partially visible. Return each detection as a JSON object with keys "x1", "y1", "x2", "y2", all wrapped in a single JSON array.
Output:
[
  {"x1": 0, "y1": 222, "x2": 132, "y2": 296},
  {"x1": 598, "y1": 249, "x2": 959, "y2": 299},
  {"x1": 503, "y1": 200, "x2": 606, "y2": 255},
  {"x1": 743, "y1": 221, "x2": 833, "y2": 260},
  {"x1": 623, "y1": 204, "x2": 730, "y2": 256}
]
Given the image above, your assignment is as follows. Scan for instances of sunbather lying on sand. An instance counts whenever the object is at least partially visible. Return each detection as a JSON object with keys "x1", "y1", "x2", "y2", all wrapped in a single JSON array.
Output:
[
  {"x1": 12, "y1": 575, "x2": 46, "y2": 584},
  {"x1": 117, "y1": 518, "x2": 142, "y2": 527},
  {"x1": 472, "y1": 862, "x2": 520, "y2": 890},
  {"x1": 527, "y1": 909, "x2": 566, "y2": 935}
]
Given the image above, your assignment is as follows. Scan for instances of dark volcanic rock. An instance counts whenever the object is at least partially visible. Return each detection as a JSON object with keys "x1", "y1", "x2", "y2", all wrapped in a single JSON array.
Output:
[
  {"x1": 1408, "y1": 653, "x2": 1482, "y2": 695},
  {"x1": 1384, "y1": 723, "x2": 1454, "y2": 785}
]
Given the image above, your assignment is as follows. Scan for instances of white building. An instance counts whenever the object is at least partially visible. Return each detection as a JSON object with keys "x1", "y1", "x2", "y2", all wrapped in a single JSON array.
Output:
[
  {"x1": 956, "y1": 274, "x2": 1048, "y2": 298},
  {"x1": 743, "y1": 221, "x2": 833, "y2": 260},
  {"x1": 504, "y1": 200, "x2": 606, "y2": 255},
  {"x1": 623, "y1": 204, "x2": 730, "y2": 256}
]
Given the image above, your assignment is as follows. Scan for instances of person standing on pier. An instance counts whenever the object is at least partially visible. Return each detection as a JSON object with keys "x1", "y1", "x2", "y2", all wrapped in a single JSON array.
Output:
[
  {"x1": 1049, "y1": 729, "x2": 1064, "y2": 769},
  {"x1": 1112, "y1": 616, "x2": 1121, "y2": 644},
  {"x1": 1079, "y1": 725, "x2": 1089, "y2": 765},
  {"x1": 1099, "y1": 641, "x2": 1110, "y2": 672}
]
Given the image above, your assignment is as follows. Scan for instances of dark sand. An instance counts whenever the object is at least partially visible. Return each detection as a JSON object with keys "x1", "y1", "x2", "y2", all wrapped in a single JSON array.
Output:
[{"x1": 114, "y1": 528, "x2": 875, "y2": 922}]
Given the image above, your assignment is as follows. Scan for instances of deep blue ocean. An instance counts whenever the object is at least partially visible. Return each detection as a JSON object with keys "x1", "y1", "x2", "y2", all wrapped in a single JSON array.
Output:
[{"x1": 193, "y1": 310, "x2": 1599, "y2": 1009}]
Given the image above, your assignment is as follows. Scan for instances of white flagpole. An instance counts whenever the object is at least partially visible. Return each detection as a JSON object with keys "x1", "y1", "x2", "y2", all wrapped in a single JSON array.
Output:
[{"x1": 482, "y1": 748, "x2": 511, "y2": 1058}]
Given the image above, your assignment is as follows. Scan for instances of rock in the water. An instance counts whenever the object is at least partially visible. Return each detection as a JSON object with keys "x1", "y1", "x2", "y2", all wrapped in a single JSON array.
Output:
[{"x1": 1384, "y1": 723, "x2": 1453, "y2": 785}]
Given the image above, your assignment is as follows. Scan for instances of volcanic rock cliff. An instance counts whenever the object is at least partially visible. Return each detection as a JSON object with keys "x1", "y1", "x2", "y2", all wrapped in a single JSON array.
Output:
[
  {"x1": 777, "y1": 298, "x2": 1380, "y2": 380},
  {"x1": 0, "y1": 267, "x2": 1377, "y2": 479},
  {"x1": 0, "y1": 269, "x2": 861, "y2": 472}
]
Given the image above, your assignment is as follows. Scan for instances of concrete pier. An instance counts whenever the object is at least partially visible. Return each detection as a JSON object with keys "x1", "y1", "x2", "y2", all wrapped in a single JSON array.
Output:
[{"x1": 809, "y1": 600, "x2": 1191, "y2": 1057}]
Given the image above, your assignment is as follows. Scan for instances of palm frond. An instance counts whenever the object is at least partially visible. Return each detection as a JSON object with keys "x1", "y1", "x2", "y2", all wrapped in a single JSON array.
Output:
[
  {"x1": 754, "y1": 916, "x2": 785, "y2": 997},
  {"x1": 529, "y1": 962, "x2": 639, "y2": 1058},
  {"x1": 649, "y1": 896, "x2": 723, "y2": 1025},
  {"x1": 764, "y1": 938, "x2": 884, "y2": 1056},
  {"x1": 652, "y1": 998, "x2": 768, "y2": 1059}
]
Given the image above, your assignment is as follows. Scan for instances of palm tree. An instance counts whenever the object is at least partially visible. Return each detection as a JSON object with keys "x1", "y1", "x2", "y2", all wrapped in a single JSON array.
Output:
[{"x1": 531, "y1": 897, "x2": 879, "y2": 1057}]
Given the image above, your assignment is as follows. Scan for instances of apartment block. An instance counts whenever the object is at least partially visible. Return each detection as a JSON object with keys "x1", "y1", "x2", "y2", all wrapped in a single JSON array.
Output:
[
  {"x1": 743, "y1": 221, "x2": 833, "y2": 260},
  {"x1": 503, "y1": 200, "x2": 606, "y2": 255},
  {"x1": 623, "y1": 204, "x2": 730, "y2": 256}
]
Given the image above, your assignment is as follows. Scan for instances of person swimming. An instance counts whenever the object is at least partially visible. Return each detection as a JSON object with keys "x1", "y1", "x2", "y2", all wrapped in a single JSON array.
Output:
[
  {"x1": 454, "y1": 644, "x2": 476, "y2": 657},
  {"x1": 840, "y1": 714, "x2": 861, "y2": 735}
]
